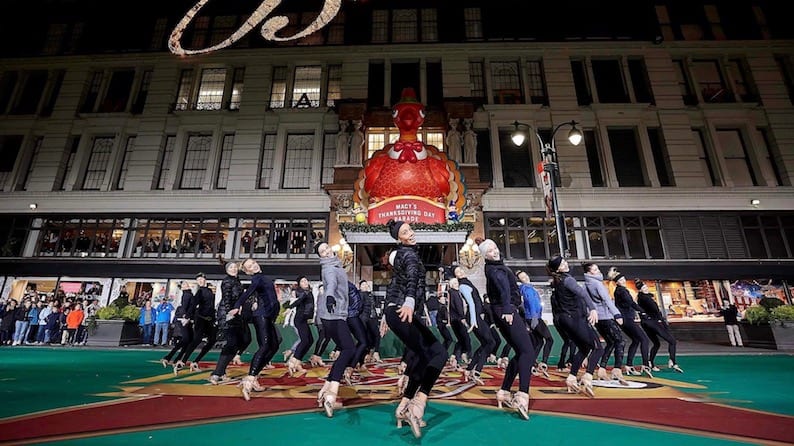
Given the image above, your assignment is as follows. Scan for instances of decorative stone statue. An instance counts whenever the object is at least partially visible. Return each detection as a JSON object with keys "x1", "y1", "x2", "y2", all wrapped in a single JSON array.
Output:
[
  {"x1": 445, "y1": 118, "x2": 462, "y2": 162},
  {"x1": 349, "y1": 119, "x2": 364, "y2": 166},
  {"x1": 463, "y1": 118, "x2": 477, "y2": 164},
  {"x1": 335, "y1": 120, "x2": 350, "y2": 165}
]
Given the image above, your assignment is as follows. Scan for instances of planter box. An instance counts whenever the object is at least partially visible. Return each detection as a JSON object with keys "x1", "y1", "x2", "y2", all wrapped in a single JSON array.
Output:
[
  {"x1": 89, "y1": 320, "x2": 141, "y2": 347},
  {"x1": 771, "y1": 321, "x2": 794, "y2": 352},
  {"x1": 740, "y1": 322, "x2": 776, "y2": 350}
]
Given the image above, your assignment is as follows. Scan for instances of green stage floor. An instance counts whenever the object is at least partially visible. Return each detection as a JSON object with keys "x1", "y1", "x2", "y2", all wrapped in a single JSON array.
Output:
[{"x1": 1, "y1": 347, "x2": 793, "y2": 445}]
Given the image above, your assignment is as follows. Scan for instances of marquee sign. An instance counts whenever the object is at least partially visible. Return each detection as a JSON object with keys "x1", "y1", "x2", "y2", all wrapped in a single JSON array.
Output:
[
  {"x1": 169, "y1": 0, "x2": 342, "y2": 56},
  {"x1": 367, "y1": 196, "x2": 447, "y2": 225}
]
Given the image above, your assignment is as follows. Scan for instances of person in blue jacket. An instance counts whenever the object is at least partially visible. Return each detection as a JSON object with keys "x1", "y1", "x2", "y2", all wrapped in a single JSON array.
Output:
[
  {"x1": 517, "y1": 270, "x2": 553, "y2": 378},
  {"x1": 138, "y1": 300, "x2": 157, "y2": 345}
]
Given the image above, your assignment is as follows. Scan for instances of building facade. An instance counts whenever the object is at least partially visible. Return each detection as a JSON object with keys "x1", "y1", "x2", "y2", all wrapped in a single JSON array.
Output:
[{"x1": 0, "y1": 0, "x2": 793, "y2": 322}]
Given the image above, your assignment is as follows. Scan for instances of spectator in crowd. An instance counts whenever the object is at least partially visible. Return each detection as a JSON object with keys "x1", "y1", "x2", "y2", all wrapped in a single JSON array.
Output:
[
  {"x1": 138, "y1": 300, "x2": 157, "y2": 346},
  {"x1": 719, "y1": 300, "x2": 743, "y2": 347},
  {"x1": 155, "y1": 298, "x2": 175, "y2": 346}
]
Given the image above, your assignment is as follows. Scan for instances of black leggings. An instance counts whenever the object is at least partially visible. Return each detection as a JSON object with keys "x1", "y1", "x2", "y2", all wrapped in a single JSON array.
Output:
[
  {"x1": 489, "y1": 325, "x2": 501, "y2": 357},
  {"x1": 530, "y1": 319, "x2": 554, "y2": 364},
  {"x1": 177, "y1": 317, "x2": 217, "y2": 363},
  {"x1": 450, "y1": 320, "x2": 472, "y2": 359},
  {"x1": 322, "y1": 319, "x2": 355, "y2": 382},
  {"x1": 595, "y1": 319, "x2": 625, "y2": 368},
  {"x1": 642, "y1": 319, "x2": 677, "y2": 365},
  {"x1": 347, "y1": 316, "x2": 369, "y2": 367},
  {"x1": 313, "y1": 323, "x2": 333, "y2": 357},
  {"x1": 164, "y1": 322, "x2": 193, "y2": 362},
  {"x1": 386, "y1": 306, "x2": 446, "y2": 397},
  {"x1": 212, "y1": 323, "x2": 250, "y2": 376},
  {"x1": 493, "y1": 307, "x2": 535, "y2": 393},
  {"x1": 365, "y1": 317, "x2": 381, "y2": 353},
  {"x1": 437, "y1": 323, "x2": 453, "y2": 354},
  {"x1": 292, "y1": 317, "x2": 314, "y2": 360},
  {"x1": 248, "y1": 315, "x2": 279, "y2": 377},
  {"x1": 467, "y1": 317, "x2": 496, "y2": 374},
  {"x1": 555, "y1": 313, "x2": 603, "y2": 375},
  {"x1": 553, "y1": 315, "x2": 577, "y2": 368},
  {"x1": 621, "y1": 320, "x2": 650, "y2": 366}
]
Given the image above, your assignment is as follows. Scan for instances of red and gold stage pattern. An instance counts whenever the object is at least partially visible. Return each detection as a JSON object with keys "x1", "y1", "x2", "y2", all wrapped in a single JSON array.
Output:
[{"x1": 355, "y1": 88, "x2": 466, "y2": 225}]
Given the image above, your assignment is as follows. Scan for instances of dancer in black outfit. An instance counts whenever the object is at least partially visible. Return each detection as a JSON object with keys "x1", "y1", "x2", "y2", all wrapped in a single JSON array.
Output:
[
  {"x1": 161, "y1": 282, "x2": 194, "y2": 370},
  {"x1": 582, "y1": 263, "x2": 627, "y2": 384},
  {"x1": 480, "y1": 239, "x2": 534, "y2": 420},
  {"x1": 229, "y1": 258, "x2": 280, "y2": 400},
  {"x1": 547, "y1": 255, "x2": 604, "y2": 398},
  {"x1": 612, "y1": 275, "x2": 654, "y2": 378},
  {"x1": 636, "y1": 279, "x2": 683, "y2": 373},
  {"x1": 210, "y1": 262, "x2": 252, "y2": 384},
  {"x1": 358, "y1": 281, "x2": 379, "y2": 364},
  {"x1": 455, "y1": 267, "x2": 496, "y2": 385},
  {"x1": 550, "y1": 285, "x2": 577, "y2": 372},
  {"x1": 482, "y1": 297, "x2": 503, "y2": 365},
  {"x1": 174, "y1": 273, "x2": 218, "y2": 373},
  {"x1": 447, "y1": 281, "x2": 472, "y2": 368},
  {"x1": 284, "y1": 276, "x2": 314, "y2": 376},
  {"x1": 315, "y1": 242, "x2": 356, "y2": 417},
  {"x1": 384, "y1": 220, "x2": 446, "y2": 439},
  {"x1": 436, "y1": 291, "x2": 453, "y2": 355},
  {"x1": 346, "y1": 281, "x2": 369, "y2": 376}
]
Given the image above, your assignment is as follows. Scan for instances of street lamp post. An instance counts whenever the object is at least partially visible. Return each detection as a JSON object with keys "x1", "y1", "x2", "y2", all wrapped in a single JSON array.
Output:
[{"x1": 511, "y1": 120, "x2": 583, "y2": 258}]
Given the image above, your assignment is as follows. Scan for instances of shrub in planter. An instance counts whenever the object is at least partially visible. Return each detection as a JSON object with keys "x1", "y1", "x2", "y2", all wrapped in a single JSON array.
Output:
[
  {"x1": 120, "y1": 305, "x2": 141, "y2": 322},
  {"x1": 760, "y1": 297, "x2": 784, "y2": 312},
  {"x1": 743, "y1": 305, "x2": 770, "y2": 325},
  {"x1": 96, "y1": 306, "x2": 121, "y2": 320},
  {"x1": 770, "y1": 305, "x2": 794, "y2": 324}
]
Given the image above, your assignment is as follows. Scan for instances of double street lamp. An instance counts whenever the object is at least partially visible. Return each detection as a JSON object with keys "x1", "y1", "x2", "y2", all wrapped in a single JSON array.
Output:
[{"x1": 510, "y1": 120, "x2": 583, "y2": 258}]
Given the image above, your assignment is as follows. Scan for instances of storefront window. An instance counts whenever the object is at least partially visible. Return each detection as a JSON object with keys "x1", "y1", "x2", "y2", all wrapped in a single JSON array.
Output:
[
  {"x1": 7, "y1": 278, "x2": 58, "y2": 302},
  {"x1": 36, "y1": 218, "x2": 124, "y2": 257},
  {"x1": 0, "y1": 216, "x2": 31, "y2": 257}
]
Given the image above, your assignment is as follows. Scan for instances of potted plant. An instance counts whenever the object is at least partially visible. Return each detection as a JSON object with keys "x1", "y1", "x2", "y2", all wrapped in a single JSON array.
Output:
[
  {"x1": 769, "y1": 304, "x2": 794, "y2": 351},
  {"x1": 90, "y1": 305, "x2": 142, "y2": 347},
  {"x1": 740, "y1": 305, "x2": 775, "y2": 350}
]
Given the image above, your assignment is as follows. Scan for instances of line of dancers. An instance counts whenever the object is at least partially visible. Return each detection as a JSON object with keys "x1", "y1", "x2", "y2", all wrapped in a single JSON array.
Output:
[{"x1": 158, "y1": 220, "x2": 682, "y2": 438}]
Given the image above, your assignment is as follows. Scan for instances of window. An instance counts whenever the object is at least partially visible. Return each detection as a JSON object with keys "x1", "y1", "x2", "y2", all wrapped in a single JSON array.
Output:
[
  {"x1": 229, "y1": 68, "x2": 244, "y2": 110},
  {"x1": 570, "y1": 60, "x2": 592, "y2": 105},
  {"x1": 0, "y1": 135, "x2": 23, "y2": 189},
  {"x1": 583, "y1": 130, "x2": 605, "y2": 187},
  {"x1": 393, "y1": 9, "x2": 418, "y2": 43},
  {"x1": 0, "y1": 71, "x2": 19, "y2": 113},
  {"x1": 150, "y1": 18, "x2": 168, "y2": 50},
  {"x1": 282, "y1": 134, "x2": 314, "y2": 189},
  {"x1": 132, "y1": 217, "x2": 229, "y2": 258},
  {"x1": 17, "y1": 136, "x2": 43, "y2": 191},
  {"x1": 499, "y1": 127, "x2": 533, "y2": 188},
  {"x1": 420, "y1": 9, "x2": 438, "y2": 42},
  {"x1": 154, "y1": 135, "x2": 176, "y2": 190},
  {"x1": 390, "y1": 62, "x2": 420, "y2": 106},
  {"x1": 673, "y1": 59, "x2": 698, "y2": 105},
  {"x1": 592, "y1": 60, "x2": 629, "y2": 103},
  {"x1": 726, "y1": 58, "x2": 758, "y2": 103},
  {"x1": 628, "y1": 58, "x2": 654, "y2": 104},
  {"x1": 210, "y1": 16, "x2": 237, "y2": 46},
  {"x1": 174, "y1": 67, "x2": 243, "y2": 111},
  {"x1": 40, "y1": 70, "x2": 65, "y2": 117},
  {"x1": 292, "y1": 66, "x2": 321, "y2": 108},
  {"x1": 237, "y1": 216, "x2": 326, "y2": 259},
  {"x1": 367, "y1": 61, "x2": 385, "y2": 108},
  {"x1": 525, "y1": 60, "x2": 548, "y2": 105},
  {"x1": 196, "y1": 68, "x2": 226, "y2": 110},
  {"x1": 36, "y1": 218, "x2": 124, "y2": 258},
  {"x1": 115, "y1": 136, "x2": 135, "y2": 190},
  {"x1": 576, "y1": 216, "x2": 664, "y2": 259},
  {"x1": 647, "y1": 128, "x2": 674, "y2": 186},
  {"x1": 131, "y1": 70, "x2": 152, "y2": 115},
  {"x1": 326, "y1": 12, "x2": 345, "y2": 44},
  {"x1": 692, "y1": 60, "x2": 734, "y2": 103},
  {"x1": 464, "y1": 8, "x2": 483, "y2": 40},
  {"x1": 756, "y1": 128, "x2": 785, "y2": 186},
  {"x1": 81, "y1": 136, "x2": 115, "y2": 190},
  {"x1": 258, "y1": 134, "x2": 276, "y2": 189},
  {"x1": 269, "y1": 66, "x2": 289, "y2": 109},
  {"x1": 79, "y1": 71, "x2": 103, "y2": 113},
  {"x1": 55, "y1": 136, "x2": 80, "y2": 191},
  {"x1": 0, "y1": 216, "x2": 31, "y2": 257},
  {"x1": 215, "y1": 134, "x2": 233, "y2": 189},
  {"x1": 371, "y1": 10, "x2": 389, "y2": 43},
  {"x1": 692, "y1": 128, "x2": 717, "y2": 186},
  {"x1": 607, "y1": 128, "x2": 646, "y2": 187},
  {"x1": 717, "y1": 129, "x2": 756, "y2": 186},
  {"x1": 741, "y1": 216, "x2": 791, "y2": 259},
  {"x1": 42, "y1": 24, "x2": 68, "y2": 55},
  {"x1": 469, "y1": 61, "x2": 486, "y2": 100},
  {"x1": 326, "y1": 64, "x2": 341, "y2": 107},
  {"x1": 322, "y1": 133, "x2": 336, "y2": 184},
  {"x1": 491, "y1": 61, "x2": 523, "y2": 104},
  {"x1": 775, "y1": 55, "x2": 794, "y2": 105},
  {"x1": 10, "y1": 70, "x2": 48, "y2": 115},
  {"x1": 485, "y1": 215, "x2": 578, "y2": 260},
  {"x1": 98, "y1": 69, "x2": 135, "y2": 112},
  {"x1": 179, "y1": 134, "x2": 212, "y2": 189}
]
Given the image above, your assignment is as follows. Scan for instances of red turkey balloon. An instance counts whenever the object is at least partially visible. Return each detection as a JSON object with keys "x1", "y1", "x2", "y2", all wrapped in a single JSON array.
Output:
[{"x1": 355, "y1": 88, "x2": 465, "y2": 224}]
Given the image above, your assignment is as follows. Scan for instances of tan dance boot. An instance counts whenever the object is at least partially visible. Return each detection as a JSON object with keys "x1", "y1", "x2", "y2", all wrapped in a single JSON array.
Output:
[
  {"x1": 404, "y1": 394, "x2": 427, "y2": 439},
  {"x1": 579, "y1": 372, "x2": 595, "y2": 398},
  {"x1": 495, "y1": 389, "x2": 514, "y2": 409},
  {"x1": 309, "y1": 354, "x2": 326, "y2": 367},
  {"x1": 611, "y1": 367, "x2": 629, "y2": 385},
  {"x1": 511, "y1": 391, "x2": 530, "y2": 420},
  {"x1": 238, "y1": 375, "x2": 255, "y2": 401},
  {"x1": 321, "y1": 381, "x2": 342, "y2": 417},
  {"x1": 565, "y1": 374, "x2": 580, "y2": 393}
]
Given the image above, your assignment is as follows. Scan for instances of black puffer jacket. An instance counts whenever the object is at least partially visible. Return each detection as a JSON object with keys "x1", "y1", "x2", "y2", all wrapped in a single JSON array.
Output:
[
  {"x1": 386, "y1": 244, "x2": 427, "y2": 316},
  {"x1": 458, "y1": 277, "x2": 484, "y2": 319},
  {"x1": 286, "y1": 287, "x2": 315, "y2": 321},
  {"x1": 484, "y1": 259, "x2": 522, "y2": 316},
  {"x1": 218, "y1": 274, "x2": 243, "y2": 327}
]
